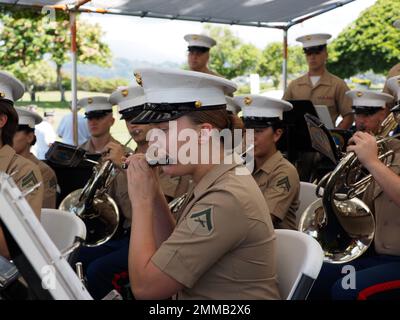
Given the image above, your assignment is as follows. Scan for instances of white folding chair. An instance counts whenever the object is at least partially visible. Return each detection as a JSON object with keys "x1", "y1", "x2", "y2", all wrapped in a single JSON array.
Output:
[
  {"x1": 40, "y1": 208, "x2": 86, "y2": 261},
  {"x1": 275, "y1": 229, "x2": 324, "y2": 300},
  {"x1": 296, "y1": 181, "x2": 318, "y2": 227}
]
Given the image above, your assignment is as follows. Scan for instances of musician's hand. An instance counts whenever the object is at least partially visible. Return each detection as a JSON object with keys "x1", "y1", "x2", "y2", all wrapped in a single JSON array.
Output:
[
  {"x1": 125, "y1": 153, "x2": 161, "y2": 207},
  {"x1": 347, "y1": 131, "x2": 379, "y2": 168},
  {"x1": 103, "y1": 142, "x2": 125, "y2": 167}
]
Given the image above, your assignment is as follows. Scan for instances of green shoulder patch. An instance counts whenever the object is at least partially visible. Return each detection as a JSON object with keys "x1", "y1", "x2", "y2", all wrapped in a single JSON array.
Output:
[
  {"x1": 21, "y1": 171, "x2": 38, "y2": 189},
  {"x1": 276, "y1": 176, "x2": 290, "y2": 192},
  {"x1": 186, "y1": 207, "x2": 214, "y2": 235}
]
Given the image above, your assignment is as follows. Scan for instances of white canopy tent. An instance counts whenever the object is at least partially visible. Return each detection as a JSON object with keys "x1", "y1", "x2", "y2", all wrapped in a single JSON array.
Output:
[{"x1": 0, "y1": 0, "x2": 356, "y2": 144}]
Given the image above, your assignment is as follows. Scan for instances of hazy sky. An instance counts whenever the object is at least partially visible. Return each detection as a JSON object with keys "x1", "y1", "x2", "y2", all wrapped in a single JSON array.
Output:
[{"x1": 82, "y1": 0, "x2": 377, "y2": 64}]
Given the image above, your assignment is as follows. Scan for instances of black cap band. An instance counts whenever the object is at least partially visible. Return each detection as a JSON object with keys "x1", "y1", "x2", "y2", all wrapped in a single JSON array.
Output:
[
  {"x1": 243, "y1": 116, "x2": 282, "y2": 129},
  {"x1": 352, "y1": 106, "x2": 384, "y2": 115},
  {"x1": 303, "y1": 45, "x2": 326, "y2": 54},
  {"x1": 85, "y1": 110, "x2": 112, "y2": 119},
  {"x1": 188, "y1": 46, "x2": 209, "y2": 53},
  {"x1": 130, "y1": 102, "x2": 226, "y2": 124}
]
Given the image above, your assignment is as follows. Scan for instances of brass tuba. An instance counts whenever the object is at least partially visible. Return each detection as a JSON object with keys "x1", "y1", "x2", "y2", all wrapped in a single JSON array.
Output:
[
  {"x1": 299, "y1": 112, "x2": 400, "y2": 264},
  {"x1": 59, "y1": 159, "x2": 120, "y2": 247}
]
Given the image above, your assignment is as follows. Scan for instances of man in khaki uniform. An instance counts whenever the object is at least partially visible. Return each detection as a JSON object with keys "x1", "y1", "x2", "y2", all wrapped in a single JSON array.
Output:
[
  {"x1": 0, "y1": 71, "x2": 43, "y2": 258},
  {"x1": 75, "y1": 96, "x2": 134, "y2": 299},
  {"x1": 236, "y1": 95, "x2": 300, "y2": 230},
  {"x1": 78, "y1": 96, "x2": 132, "y2": 222},
  {"x1": 127, "y1": 68, "x2": 280, "y2": 300},
  {"x1": 13, "y1": 107, "x2": 57, "y2": 208},
  {"x1": 309, "y1": 90, "x2": 400, "y2": 300},
  {"x1": 184, "y1": 34, "x2": 221, "y2": 77},
  {"x1": 283, "y1": 33, "x2": 353, "y2": 129}
]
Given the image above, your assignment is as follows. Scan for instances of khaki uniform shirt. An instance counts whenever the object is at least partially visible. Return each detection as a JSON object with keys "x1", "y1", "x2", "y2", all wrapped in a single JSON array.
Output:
[
  {"x1": 25, "y1": 152, "x2": 57, "y2": 209},
  {"x1": 283, "y1": 70, "x2": 353, "y2": 123},
  {"x1": 363, "y1": 139, "x2": 400, "y2": 256},
  {"x1": 159, "y1": 173, "x2": 192, "y2": 200},
  {"x1": 152, "y1": 162, "x2": 281, "y2": 300},
  {"x1": 383, "y1": 63, "x2": 400, "y2": 105},
  {"x1": 0, "y1": 145, "x2": 43, "y2": 217},
  {"x1": 80, "y1": 136, "x2": 133, "y2": 224},
  {"x1": 253, "y1": 151, "x2": 300, "y2": 230}
]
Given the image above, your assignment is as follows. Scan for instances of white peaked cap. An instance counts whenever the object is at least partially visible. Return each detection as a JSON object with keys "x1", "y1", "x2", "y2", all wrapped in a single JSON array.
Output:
[
  {"x1": 184, "y1": 34, "x2": 217, "y2": 48},
  {"x1": 235, "y1": 94, "x2": 292, "y2": 120},
  {"x1": 0, "y1": 71, "x2": 25, "y2": 102},
  {"x1": 296, "y1": 33, "x2": 331, "y2": 48},
  {"x1": 16, "y1": 107, "x2": 42, "y2": 128},
  {"x1": 133, "y1": 68, "x2": 237, "y2": 106},
  {"x1": 79, "y1": 96, "x2": 113, "y2": 114},
  {"x1": 346, "y1": 90, "x2": 393, "y2": 108},
  {"x1": 109, "y1": 85, "x2": 146, "y2": 113}
]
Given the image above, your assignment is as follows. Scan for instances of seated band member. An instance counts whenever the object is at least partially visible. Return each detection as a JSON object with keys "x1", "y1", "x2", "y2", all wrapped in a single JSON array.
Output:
[
  {"x1": 329, "y1": 97, "x2": 400, "y2": 300},
  {"x1": 125, "y1": 68, "x2": 280, "y2": 300},
  {"x1": 309, "y1": 90, "x2": 400, "y2": 300},
  {"x1": 107, "y1": 86, "x2": 191, "y2": 202},
  {"x1": 76, "y1": 96, "x2": 132, "y2": 299},
  {"x1": 283, "y1": 33, "x2": 353, "y2": 129},
  {"x1": 0, "y1": 71, "x2": 43, "y2": 258},
  {"x1": 13, "y1": 107, "x2": 57, "y2": 208},
  {"x1": 235, "y1": 95, "x2": 300, "y2": 230}
]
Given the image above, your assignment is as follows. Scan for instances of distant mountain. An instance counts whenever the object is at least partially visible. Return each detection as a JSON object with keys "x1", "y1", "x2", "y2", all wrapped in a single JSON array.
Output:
[{"x1": 63, "y1": 57, "x2": 183, "y2": 80}]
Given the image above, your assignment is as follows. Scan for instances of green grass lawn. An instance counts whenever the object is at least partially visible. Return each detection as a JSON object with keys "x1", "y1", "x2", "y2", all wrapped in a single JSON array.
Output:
[{"x1": 16, "y1": 90, "x2": 137, "y2": 150}]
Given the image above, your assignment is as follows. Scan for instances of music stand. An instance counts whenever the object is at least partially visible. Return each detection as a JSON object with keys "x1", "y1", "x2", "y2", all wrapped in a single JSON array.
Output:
[
  {"x1": 0, "y1": 173, "x2": 92, "y2": 300},
  {"x1": 304, "y1": 113, "x2": 340, "y2": 165},
  {"x1": 45, "y1": 142, "x2": 99, "y2": 207},
  {"x1": 278, "y1": 100, "x2": 319, "y2": 162}
]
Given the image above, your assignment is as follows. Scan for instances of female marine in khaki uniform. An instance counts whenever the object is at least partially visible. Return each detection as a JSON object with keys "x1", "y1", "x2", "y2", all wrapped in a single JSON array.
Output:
[
  {"x1": 235, "y1": 95, "x2": 300, "y2": 230},
  {"x1": 125, "y1": 68, "x2": 280, "y2": 300},
  {"x1": 310, "y1": 90, "x2": 400, "y2": 300},
  {"x1": 13, "y1": 107, "x2": 57, "y2": 208},
  {"x1": 107, "y1": 86, "x2": 191, "y2": 203},
  {"x1": 0, "y1": 71, "x2": 43, "y2": 258}
]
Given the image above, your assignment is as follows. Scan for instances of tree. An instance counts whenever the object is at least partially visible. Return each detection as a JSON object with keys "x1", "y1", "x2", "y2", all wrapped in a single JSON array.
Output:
[
  {"x1": 0, "y1": 8, "x2": 112, "y2": 101},
  {"x1": 257, "y1": 42, "x2": 307, "y2": 89},
  {"x1": 204, "y1": 25, "x2": 261, "y2": 79},
  {"x1": 327, "y1": 0, "x2": 400, "y2": 78},
  {"x1": 48, "y1": 16, "x2": 112, "y2": 101},
  {"x1": 5, "y1": 61, "x2": 56, "y2": 101},
  {"x1": 0, "y1": 8, "x2": 53, "y2": 99}
]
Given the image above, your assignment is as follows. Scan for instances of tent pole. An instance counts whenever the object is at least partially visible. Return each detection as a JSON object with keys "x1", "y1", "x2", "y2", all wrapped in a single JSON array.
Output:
[
  {"x1": 70, "y1": 11, "x2": 78, "y2": 146},
  {"x1": 282, "y1": 28, "x2": 288, "y2": 91}
]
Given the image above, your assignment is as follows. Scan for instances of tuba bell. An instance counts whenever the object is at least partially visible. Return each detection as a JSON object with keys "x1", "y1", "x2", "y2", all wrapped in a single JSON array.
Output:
[
  {"x1": 59, "y1": 158, "x2": 120, "y2": 247},
  {"x1": 299, "y1": 112, "x2": 400, "y2": 264}
]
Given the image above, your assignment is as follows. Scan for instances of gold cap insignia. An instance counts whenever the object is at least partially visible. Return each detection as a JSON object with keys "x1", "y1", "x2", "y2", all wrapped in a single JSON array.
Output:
[
  {"x1": 0, "y1": 92, "x2": 4, "y2": 98},
  {"x1": 244, "y1": 96, "x2": 252, "y2": 106},
  {"x1": 306, "y1": 35, "x2": 312, "y2": 41},
  {"x1": 134, "y1": 73, "x2": 143, "y2": 87},
  {"x1": 192, "y1": 35, "x2": 199, "y2": 40},
  {"x1": 121, "y1": 89, "x2": 129, "y2": 97},
  {"x1": 356, "y1": 92, "x2": 363, "y2": 98},
  {"x1": 88, "y1": 97, "x2": 93, "y2": 104},
  {"x1": 195, "y1": 100, "x2": 202, "y2": 108}
]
